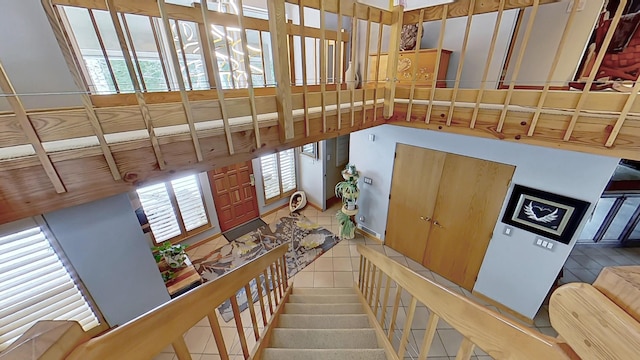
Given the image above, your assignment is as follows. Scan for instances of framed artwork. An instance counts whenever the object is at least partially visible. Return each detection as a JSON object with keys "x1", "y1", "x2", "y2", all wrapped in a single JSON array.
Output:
[
  {"x1": 502, "y1": 185, "x2": 590, "y2": 244},
  {"x1": 300, "y1": 142, "x2": 318, "y2": 159}
]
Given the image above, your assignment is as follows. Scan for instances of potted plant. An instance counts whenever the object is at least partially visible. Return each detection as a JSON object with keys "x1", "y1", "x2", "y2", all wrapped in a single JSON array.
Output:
[
  {"x1": 335, "y1": 164, "x2": 360, "y2": 239},
  {"x1": 152, "y1": 241, "x2": 188, "y2": 269}
]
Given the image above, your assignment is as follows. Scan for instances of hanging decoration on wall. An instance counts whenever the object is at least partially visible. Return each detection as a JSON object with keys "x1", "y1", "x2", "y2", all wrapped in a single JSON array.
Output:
[
  {"x1": 399, "y1": 24, "x2": 422, "y2": 51},
  {"x1": 502, "y1": 185, "x2": 590, "y2": 244}
]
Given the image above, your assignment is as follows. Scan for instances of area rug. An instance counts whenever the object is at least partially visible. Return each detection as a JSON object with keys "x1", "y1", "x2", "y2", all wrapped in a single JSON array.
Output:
[
  {"x1": 192, "y1": 213, "x2": 340, "y2": 321},
  {"x1": 222, "y1": 218, "x2": 268, "y2": 242}
]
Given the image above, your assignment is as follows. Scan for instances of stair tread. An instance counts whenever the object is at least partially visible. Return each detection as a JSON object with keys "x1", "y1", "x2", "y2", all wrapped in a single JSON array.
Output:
[
  {"x1": 294, "y1": 287, "x2": 356, "y2": 295},
  {"x1": 270, "y1": 328, "x2": 379, "y2": 349},
  {"x1": 262, "y1": 348, "x2": 387, "y2": 360},
  {"x1": 288, "y1": 294, "x2": 360, "y2": 303},
  {"x1": 284, "y1": 303, "x2": 366, "y2": 314},
  {"x1": 278, "y1": 314, "x2": 371, "y2": 329}
]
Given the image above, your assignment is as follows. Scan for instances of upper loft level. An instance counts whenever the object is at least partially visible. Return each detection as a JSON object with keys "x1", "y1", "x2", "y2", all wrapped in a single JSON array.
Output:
[{"x1": 1, "y1": 0, "x2": 640, "y2": 224}]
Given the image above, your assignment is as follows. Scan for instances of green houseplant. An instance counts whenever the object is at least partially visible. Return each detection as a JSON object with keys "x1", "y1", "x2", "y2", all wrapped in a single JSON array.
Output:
[
  {"x1": 152, "y1": 241, "x2": 188, "y2": 269},
  {"x1": 335, "y1": 164, "x2": 360, "y2": 239}
]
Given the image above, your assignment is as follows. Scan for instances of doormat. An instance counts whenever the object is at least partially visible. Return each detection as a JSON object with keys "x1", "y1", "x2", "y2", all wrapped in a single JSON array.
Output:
[
  {"x1": 222, "y1": 218, "x2": 268, "y2": 242},
  {"x1": 192, "y1": 213, "x2": 340, "y2": 322}
]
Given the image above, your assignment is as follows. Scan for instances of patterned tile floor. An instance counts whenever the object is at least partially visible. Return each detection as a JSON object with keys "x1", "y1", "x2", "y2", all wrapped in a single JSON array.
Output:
[{"x1": 156, "y1": 203, "x2": 639, "y2": 360}]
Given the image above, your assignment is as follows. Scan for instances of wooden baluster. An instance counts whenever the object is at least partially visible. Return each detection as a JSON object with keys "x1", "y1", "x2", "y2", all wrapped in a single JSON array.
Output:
[
  {"x1": 417, "y1": 313, "x2": 440, "y2": 360},
  {"x1": 379, "y1": 275, "x2": 392, "y2": 326},
  {"x1": 281, "y1": 254, "x2": 289, "y2": 288},
  {"x1": 367, "y1": 266, "x2": 377, "y2": 307},
  {"x1": 383, "y1": 5, "x2": 403, "y2": 119},
  {"x1": 363, "y1": 260, "x2": 371, "y2": 299},
  {"x1": 335, "y1": 2, "x2": 343, "y2": 130},
  {"x1": 298, "y1": 3, "x2": 310, "y2": 136},
  {"x1": 244, "y1": 283, "x2": 259, "y2": 341},
  {"x1": 230, "y1": 296, "x2": 250, "y2": 359},
  {"x1": 207, "y1": 312, "x2": 230, "y2": 360},
  {"x1": 255, "y1": 275, "x2": 268, "y2": 326},
  {"x1": 172, "y1": 336, "x2": 192, "y2": 360},
  {"x1": 372, "y1": 11, "x2": 384, "y2": 122},
  {"x1": 398, "y1": 297, "x2": 417, "y2": 359},
  {"x1": 358, "y1": 255, "x2": 365, "y2": 291},
  {"x1": 446, "y1": 0, "x2": 475, "y2": 126},
  {"x1": 387, "y1": 285, "x2": 403, "y2": 339},
  {"x1": 263, "y1": 270, "x2": 274, "y2": 314},
  {"x1": 362, "y1": 8, "x2": 372, "y2": 125},
  {"x1": 258, "y1": 31, "x2": 268, "y2": 87},
  {"x1": 405, "y1": 9, "x2": 425, "y2": 122},
  {"x1": 276, "y1": 258, "x2": 285, "y2": 295},
  {"x1": 470, "y1": 0, "x2": 505, "y2": 128},
  {"x1": 319, "y1": 1, "x2": 327, "y2": 132},
  {"x1": 349, "y1": 4, "x2": 358, "y2": 127},
  {"x1": 222, "y1": 27, "x2": 236, "y2": 89},
  {"x1": 288, "y1": 20, "x2": 296, "y2": 85},
  {"x1": 425, "y1": 5, "x2": 448, "y2": 124},
  {"x1": 269, "y1": 265, "x2": 280, "y2": 306},
  {"x1": 174, "y1": 20, "x2": 193, "y2": 90},
  {"x1": 373, "y1": 270, "x2": 384, "y2": 316},
  {"x1": 564, "y1": 0, "x2": 627, "y2": 141},
  {"x1": 88, "y1": 9, "x2": 119, "y2": 93},
  {"x1": 272, "y1": 263, "x2": 283, "y2": 300},
  {"x1": 149, "y1": 16, "x2": 172, "y2": 91},
  {"x1": 120, "y1": 13, "x2": 147, "y2": 91},
  {"x1": 528, "y1": 0, "x2": 579, "y2": 136},
  {"x1": 496, "y1": 0, "x2": 539, "y2": 132},
  {"x1": 455, "y1": 337, "x2": 475, "y2": 360}
]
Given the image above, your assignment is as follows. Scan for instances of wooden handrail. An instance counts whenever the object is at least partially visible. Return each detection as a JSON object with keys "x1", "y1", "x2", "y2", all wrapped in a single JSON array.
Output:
[
  {"x1": 356, "y1": 244, "x2": 576, "y2": 360},
  {"x1": 65, "y1": 244, "x2": 289, "y2": 360}
]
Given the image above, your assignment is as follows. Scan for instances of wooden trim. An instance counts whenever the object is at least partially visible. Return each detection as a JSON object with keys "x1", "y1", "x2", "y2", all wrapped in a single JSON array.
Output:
[
  {"x1": 267, "y1": 0, "x2": 295, "y2": 141},
  {"x1": 354, "y1": 284, "x2": 401, "y2": 360},
  {"x1": 383, "y1": 5, "x2": 403, "y2": 119},
  {"x1": 402, "y1": 0, "x2": 556, "y2": 24},
  {"x1": 259, "y1": 202, "x2": 289, "y2": 218},
  {"x1": 306, "y1": 200, "x2": 323, "y2": 212},
  {"x1": 496, "y1": 0, "x2": 539, "y2": 133},
  {"x1": 248, "y1": 284, "x2": 292, "y2": 360},
  {"x1": 185, "y1": 232, "x2": 223, "y2": 251},
  {"x1": 446, "y1": 0, "x2": 475, "y2": 126},
  {"x1": 470, "y1": 0, "x2": 505, "y2": 129},
  {"x1": 471, "y1": 290, "x2": 534, "y2": 325},
  {"x1": 425, "y1": 5, "x2": 448, "y2": 124},
  {"x1": 0, "y1": 62, "x2": 66, "y2": 194}
]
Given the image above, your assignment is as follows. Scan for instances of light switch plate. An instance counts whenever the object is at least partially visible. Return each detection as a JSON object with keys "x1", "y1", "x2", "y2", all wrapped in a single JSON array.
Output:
[
  {"x1": 534, "y1": 237, "x2": 555, "y2": 251},
  {"x1": 503, "y1": 226, "x2": 513, "y2": 236},
  {"x1": 363, "y1": 177, "x2": 373, "y2": 185}
]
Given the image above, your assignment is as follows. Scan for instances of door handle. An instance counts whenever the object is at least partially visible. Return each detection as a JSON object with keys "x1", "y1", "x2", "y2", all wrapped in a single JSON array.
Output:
[
  {"x1": 249, "y1": 174, "x2": 255, "y2": 186},
  {"x1": 432, "y1": 220, "x2": 444, "y2": 228},
  {"x1": 419, "y1": 216, "x2": 432, "y2": 222}
]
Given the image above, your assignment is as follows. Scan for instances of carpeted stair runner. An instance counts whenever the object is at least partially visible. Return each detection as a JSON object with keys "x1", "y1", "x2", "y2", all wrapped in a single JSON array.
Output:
[{"x1": 262, "y1": 287, "x2": 388, "y2": 360}]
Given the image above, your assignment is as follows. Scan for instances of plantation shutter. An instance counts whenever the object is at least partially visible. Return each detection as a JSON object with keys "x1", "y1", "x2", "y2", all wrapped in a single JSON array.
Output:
[
  {"x1": 279, "y1": 149, "x2": 296, "y2": 193},
  {"x1": 260, "y1": 153, "x2": 281, "y2": 200},
  {"x1": 0, "y1": 219, "x2": 100, "y2": 351},
  {"x1": 136, "y1": 183, "x2": 181, "y2": 242},
  {"x1": 171, "y1": 175, "x2": 208, "y2": 231}
]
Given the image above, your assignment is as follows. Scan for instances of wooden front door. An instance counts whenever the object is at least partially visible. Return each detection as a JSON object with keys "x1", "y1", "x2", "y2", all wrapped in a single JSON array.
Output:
[
  {"x1": 209, "y1": 161, "x2": 260, "y2": 232},
  {"x1": 386, "y1": 145, "x2": 515, "y2": 291}
]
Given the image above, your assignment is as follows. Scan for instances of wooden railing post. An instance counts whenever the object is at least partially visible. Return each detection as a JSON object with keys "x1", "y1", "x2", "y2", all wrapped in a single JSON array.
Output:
[
  {"x1": 383, "y1": 5, "x2": 403, "y2": 119},
  {"x1": 267, "y1": 0, "x2": 294, "y2": 141}
]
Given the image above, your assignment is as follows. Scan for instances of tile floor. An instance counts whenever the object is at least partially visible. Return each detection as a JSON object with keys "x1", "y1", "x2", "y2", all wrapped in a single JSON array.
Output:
[{"x1": 160, "y1": 204, "x2": 639, "y2": 360}]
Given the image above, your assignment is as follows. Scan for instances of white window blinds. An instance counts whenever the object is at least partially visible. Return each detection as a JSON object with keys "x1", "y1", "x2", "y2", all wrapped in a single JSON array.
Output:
[
  {"x1": 0, "y1": 220, "x2": 100, "y2": 351},
  {"x1": 260, "y1": 149, "x2": 296, "y2": 201},
  {"x1": 136, "y1": 174, "x2": 209, "y2": 242}
]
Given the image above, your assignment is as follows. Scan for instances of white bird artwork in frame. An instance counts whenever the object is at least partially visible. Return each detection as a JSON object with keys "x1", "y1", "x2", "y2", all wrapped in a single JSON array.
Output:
[{"x1": 524, "y1": 201, "x2": 559, "y2": 223}]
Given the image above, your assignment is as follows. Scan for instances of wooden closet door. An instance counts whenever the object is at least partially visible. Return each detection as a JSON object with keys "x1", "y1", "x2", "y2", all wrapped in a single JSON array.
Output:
[
  {"x1": 423, "y1": 153, "x2": 515, "y2": 291},
  {"x1": 385, "y1": 144, "x2": 446, "y2": 263}
]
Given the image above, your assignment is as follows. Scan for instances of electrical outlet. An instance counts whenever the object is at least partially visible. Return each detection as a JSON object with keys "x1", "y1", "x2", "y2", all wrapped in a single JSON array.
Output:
[
  {"x1": 363, "y1": 177, "x2": 373, "y2": 185},
  {"x1": 567, "y1": 0, "x2": 586, "y2": 13}
]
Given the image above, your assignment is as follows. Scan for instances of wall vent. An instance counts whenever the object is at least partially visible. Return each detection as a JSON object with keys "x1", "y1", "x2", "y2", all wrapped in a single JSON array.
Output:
[{"x1": 358, "y1": 224, "x2": 382, "y2": 239}]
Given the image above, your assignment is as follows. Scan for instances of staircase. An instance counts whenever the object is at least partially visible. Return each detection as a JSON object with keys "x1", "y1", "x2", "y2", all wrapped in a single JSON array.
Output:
[{"x1": 262, "y1": 287, "x2": 388, "y2": 360}]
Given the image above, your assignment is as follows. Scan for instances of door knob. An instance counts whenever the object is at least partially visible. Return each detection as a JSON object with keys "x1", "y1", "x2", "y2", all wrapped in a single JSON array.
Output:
[
  {"x1": 420, "y1": 216, "x2": 432, "y2": 222},
  {"x1": 249, "y1": 174, "x2": 255, "y2": 186},
  {"x1": 432, "y1": 220, "x2": 444, "y2": 228}
]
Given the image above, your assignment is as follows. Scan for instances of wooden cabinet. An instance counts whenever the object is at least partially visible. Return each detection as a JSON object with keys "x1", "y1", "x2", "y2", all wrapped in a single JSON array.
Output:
[
  {"x1": 385, "y1": 145, "x2": 514, "y2": 291},
  {"x1": 368, "y1": 49, "x2": 452, "y2": 87}
]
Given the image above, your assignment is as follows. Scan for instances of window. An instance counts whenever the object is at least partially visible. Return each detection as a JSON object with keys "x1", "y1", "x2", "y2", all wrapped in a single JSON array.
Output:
[
  {"x1": 136, "y1": 174, "x2": 210, "y2": 243},
  {"x1": 0, "y1": 219, "x2": 101, "y2": 351},
  {"x1": 260, "y1": 149, "x2": 296, "y2": 202}
]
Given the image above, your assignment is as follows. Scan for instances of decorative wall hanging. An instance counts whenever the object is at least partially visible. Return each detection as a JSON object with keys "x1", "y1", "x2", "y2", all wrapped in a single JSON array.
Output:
[{"x1": 502, "y1": 185, "x2": 590, "y2": 244}]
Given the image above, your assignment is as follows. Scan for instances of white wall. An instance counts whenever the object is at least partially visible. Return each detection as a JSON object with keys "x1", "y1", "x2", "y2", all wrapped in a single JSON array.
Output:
[
  {"x1": 349, "y1": 124, "x2": 619, "y2": 319},
  {"x1": 0, "y1": 0, "x2": 82, "y2": 111},
  {"x1": 44, "y1": 193, "x2": 170, "y2": 327},
  {"x1": 298, "y1": 145, "x2": 326, "y2": 209},
  {"x1": 504, "y1": 0, "x2": 604, "y2": 86},
  {"x1": 420, "y1": 11, "x2": 517, "y2": 88}
]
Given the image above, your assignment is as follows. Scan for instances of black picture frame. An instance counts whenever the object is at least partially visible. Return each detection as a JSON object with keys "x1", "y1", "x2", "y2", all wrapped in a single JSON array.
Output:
[{"x1": 502, "y1": 185, "x2": 590, "y2": 244}]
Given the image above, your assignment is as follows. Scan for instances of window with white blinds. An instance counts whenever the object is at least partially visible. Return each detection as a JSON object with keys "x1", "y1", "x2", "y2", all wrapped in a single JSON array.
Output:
[
  {"x1": 136, "y1": 174, "x2": 209, "y2": 243},
  {"x1": 0, "y1": 221, "x2": 100, "y2": 351},
  {"x1": 260, "y1": 149, "x2": 296, "y2": 202}
]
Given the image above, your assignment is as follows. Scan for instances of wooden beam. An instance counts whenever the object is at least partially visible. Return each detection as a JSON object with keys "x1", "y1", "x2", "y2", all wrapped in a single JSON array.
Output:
[
  {"x1": 0, "y1": 61, "x2": 66, "y2": 193},
  {"x1": 470, "y1": 0, "x2": 505, "y2": 128},
  {"x1": 403, "y1": 0, "x2": 557, "y2": 24},
  {"x1": 426, "y1": 4, "x2": 448, "y2": 124},
  {"x1": 446, "y1": 0, "x2": 475, "y2": 126},
  {"x1": 528, "y1": 0, "x2": 578, "y2": 136},
  {"x1": 496, "y1": 0, "x2": 539, "y2": 132},
  {"x1": 41, "y1": 0, "x2": 121, "y2": 181},
  {"x1": 383, "y1": 5, "x2": 403, "y2": 119},
  {"x1": 563, "y1": 0, "x2": 627, "y2": 141},
  {"x1": 106, "y1": 0, "x2": 167, "y2": 169},
  {"x1": 267, "y1": 0, "x2": 295, "y2": 141}
]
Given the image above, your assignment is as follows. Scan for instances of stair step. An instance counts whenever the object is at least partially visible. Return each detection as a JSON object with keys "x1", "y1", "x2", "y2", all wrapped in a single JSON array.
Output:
[
  {"x1": 284, "y1": 303, "x2": 365, "y2": 314},
  {"x1": 294, "y1": 287, "x2": 356, "y2": 295},
  {"x1": 288, "y1": 294, "x2": 360, "y2": 304},
  {"x1": 262, "y1": 348, "x2": 387, "y2": 360},
  {"x1": 270, "y1": 329, "x2": 379, "y2": 349},
  {"x1": 278, "y1": 314, "x2": 371, "y2": 329}
]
